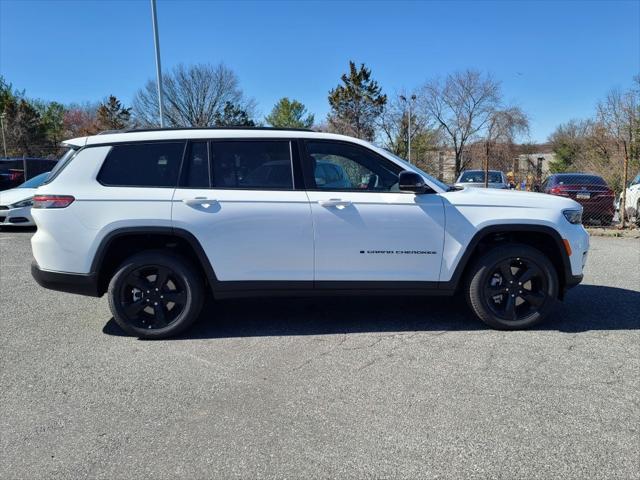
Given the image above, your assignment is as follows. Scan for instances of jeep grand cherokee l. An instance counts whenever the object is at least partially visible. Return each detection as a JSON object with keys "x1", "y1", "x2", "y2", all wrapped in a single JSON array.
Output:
[{"x1": 30, "y1": 128, "x2": 589, "y2": 339}]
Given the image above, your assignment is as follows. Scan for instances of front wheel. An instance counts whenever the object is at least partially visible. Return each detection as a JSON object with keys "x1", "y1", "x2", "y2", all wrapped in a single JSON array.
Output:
[
  {"x1": 108, "y1": 251, "x2": 204, "y2": 339},
  {"x1": 465, "y1": 244, "x2": 559, "y2": 330}
]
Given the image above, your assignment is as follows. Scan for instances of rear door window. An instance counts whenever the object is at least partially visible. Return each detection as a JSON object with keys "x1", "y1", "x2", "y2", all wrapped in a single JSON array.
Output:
[
  {"x1": 98, "y1": 142, "x2": 185, "y2": 187},
  {"x1": 210, "y1": 140, "x2": 293, "y2": 190}
]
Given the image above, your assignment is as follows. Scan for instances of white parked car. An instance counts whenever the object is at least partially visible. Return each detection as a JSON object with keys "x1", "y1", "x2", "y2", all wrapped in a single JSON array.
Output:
[
  {"x1": 621, "y1": 172, "x2": 640, "y2": 225},
  {"x1": 31, "y1": 128, "x2": 589, "y2": 338},
  {"x1": 0, "y1": 172, "x2": 50, "y2": 227},
  {"x1": 455, "y1": 169, "x2": 510, "y2": 189}
]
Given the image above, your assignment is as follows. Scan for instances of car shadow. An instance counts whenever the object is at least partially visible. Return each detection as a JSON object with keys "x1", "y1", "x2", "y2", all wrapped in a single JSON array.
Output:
[{"x1": 102, "y1": 284, "x2": 640, "y2": 339}]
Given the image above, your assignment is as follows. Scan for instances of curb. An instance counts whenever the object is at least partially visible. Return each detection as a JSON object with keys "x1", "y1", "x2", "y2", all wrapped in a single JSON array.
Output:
[{"x1": 585, "y1": 227, "x2": 640, "y2": 238}]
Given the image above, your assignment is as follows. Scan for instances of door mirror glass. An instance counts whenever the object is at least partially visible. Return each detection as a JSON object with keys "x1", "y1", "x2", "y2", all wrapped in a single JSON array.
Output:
[{"x1": 399, "y1": 170, "x2": 429, "y2": 194}]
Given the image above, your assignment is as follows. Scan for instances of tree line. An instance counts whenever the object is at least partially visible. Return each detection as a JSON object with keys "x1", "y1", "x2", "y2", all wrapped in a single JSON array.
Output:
[
  {"x1": 548, "y1": 77, "x2": 639, "y2": 192},
  {"x1": 1, "y1": 63, "x2": 637, "y2": 186}
]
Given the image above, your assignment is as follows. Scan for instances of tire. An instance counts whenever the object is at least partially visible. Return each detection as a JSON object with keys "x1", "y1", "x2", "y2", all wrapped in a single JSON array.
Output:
[
  {"x1": 465, "y1": 243, "x2": 559, "y2": 330},
  {"x1": 107, "y1": 250, "x2": 204, "y2": 339}
]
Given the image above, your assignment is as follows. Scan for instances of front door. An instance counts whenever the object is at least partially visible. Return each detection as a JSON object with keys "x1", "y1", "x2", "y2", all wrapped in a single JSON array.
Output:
[
  {"x1": 172, "y1": 139, "x2": 313, "y2": 283},
  {"x1": 303, "y1": 140, "x2": 445, "y2": 283}
]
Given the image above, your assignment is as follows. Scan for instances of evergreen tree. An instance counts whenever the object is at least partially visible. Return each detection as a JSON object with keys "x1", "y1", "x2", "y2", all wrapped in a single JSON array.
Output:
[
  {"x1": 213, "y1": 102, "x2": 256, "y2": 127},
  {"x1": 266, "y1": 98, "x2": 314, "y2": 128},
  {"x1": 96, "y1": 95, "x2": 131, "y2": 131},
  {"x1": 3, "y1": 98, "x2": 47, "y2": 156},
  {"x1": 327, "y1": 61, "x2": 386, "y2": 141}
]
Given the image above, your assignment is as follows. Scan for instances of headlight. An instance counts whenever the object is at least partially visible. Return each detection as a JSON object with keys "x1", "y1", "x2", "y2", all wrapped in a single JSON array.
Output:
[
  {"x1": 10, "y1": 198, "x2": 34, "y2": 208},
  {"x1": 563, "y1": 209, "x2": 582, "y2": 225}
]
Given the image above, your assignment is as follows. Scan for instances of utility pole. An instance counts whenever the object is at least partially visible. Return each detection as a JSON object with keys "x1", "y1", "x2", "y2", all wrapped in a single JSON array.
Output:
[
  {"x1": 0, "y1": 113, "x2": 7, "y2": 157},
  {"x1": 150, "y1": 0, "x2": 165, "y2": 127},
  {"x1": 400, "y1": 94, "x2": 417, "y2": 164},
  {"x1": 484, "y1": 140, "x2": 490, "y2": 188}
]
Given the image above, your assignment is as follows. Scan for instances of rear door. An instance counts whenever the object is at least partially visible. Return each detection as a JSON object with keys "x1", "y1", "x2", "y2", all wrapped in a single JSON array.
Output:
[{"x1": 171, "y1": 139, "x2": 314, "y2": 282}]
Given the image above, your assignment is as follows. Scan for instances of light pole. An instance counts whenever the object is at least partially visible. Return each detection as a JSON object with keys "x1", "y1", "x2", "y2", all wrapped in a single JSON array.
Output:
[
  {"x1": 150, "y1": 0, "x2": 165, "y2": 127},
  {"x1": 0, "y1": 113, "x2": 7, "y2": 157},
  {"x1": 400, "y1": 94, "x2": 417, "y2": 164}
]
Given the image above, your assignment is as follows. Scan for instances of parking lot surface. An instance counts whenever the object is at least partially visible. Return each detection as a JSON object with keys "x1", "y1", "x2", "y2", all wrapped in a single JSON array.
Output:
[{"x1": 1, "y1": 230, "x2": 639, "y2": 479}]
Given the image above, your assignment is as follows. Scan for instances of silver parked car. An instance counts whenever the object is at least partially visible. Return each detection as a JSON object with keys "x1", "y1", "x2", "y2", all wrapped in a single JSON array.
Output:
[{"x1": 455, "y1": 170, "x2": 510, "y2": 189}]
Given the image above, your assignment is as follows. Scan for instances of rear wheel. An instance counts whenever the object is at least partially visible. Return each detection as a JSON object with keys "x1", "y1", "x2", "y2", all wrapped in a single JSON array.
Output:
[
  {"x1": 108, "y1": 251, "x2": 204, "y2": 339},
  {"x1": 465, "y1": 244, "x2": 559, "y2": 329}
]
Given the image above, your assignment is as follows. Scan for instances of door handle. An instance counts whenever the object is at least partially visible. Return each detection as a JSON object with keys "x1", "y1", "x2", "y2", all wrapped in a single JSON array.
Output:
[
  {"x1": 318, "y1": 198, "x2": 352, "y2": 208},
  {"x1": 183, "y1": 197, "x2": 218, "y2": 206}
]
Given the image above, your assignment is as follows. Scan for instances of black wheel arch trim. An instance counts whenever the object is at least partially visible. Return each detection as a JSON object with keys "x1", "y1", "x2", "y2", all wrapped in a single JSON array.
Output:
[
  {"x1": 439, "y1": 223, "x2": 576, "y2": 294},
  {"x1": 90, "y1": 226, "x2": 220, "y2": 295}
]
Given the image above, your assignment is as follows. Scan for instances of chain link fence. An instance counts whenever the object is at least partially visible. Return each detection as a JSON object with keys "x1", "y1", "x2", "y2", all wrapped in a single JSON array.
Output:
[{"x1": 411, "y1": 148, "x2": 639, "y2": 229}]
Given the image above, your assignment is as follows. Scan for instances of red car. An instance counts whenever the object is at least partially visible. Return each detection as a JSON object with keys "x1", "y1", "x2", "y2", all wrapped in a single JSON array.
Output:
[{"x1": 541, "y1": 173, "x2": 615, "y2": 225}]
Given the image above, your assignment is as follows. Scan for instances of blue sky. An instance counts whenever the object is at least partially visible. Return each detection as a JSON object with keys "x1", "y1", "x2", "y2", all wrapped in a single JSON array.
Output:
[{"x1": 1, "y1": 0, "x2": 638, "y2": 142}]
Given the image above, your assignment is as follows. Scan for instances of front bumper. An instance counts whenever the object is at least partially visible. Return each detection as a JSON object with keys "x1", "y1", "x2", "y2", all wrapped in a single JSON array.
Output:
[
  {"x1": 31, "y1": 261, "x2": 101, "y2": 297},
  {"x1": 0, "y1": 206, "x2": 35, "y2": 226}
]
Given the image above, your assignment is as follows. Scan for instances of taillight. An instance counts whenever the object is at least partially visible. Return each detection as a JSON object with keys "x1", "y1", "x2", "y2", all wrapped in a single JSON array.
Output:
[
  {"x1": 550, "y1": 187, "x2": 570, "y2": 197},
  {"x1": 32, "y1": 195, "x2": 75, "y2": 209}
]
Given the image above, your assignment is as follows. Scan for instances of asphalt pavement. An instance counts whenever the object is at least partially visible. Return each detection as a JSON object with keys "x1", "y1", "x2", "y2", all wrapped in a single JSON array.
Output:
[{"x1": 1, "y1": 230, "x2": 639, "y2": 479}]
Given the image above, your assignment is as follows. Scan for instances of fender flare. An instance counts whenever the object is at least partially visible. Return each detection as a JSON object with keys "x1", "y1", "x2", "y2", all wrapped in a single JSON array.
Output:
[
  {"x1": 440, "y1": 224, "x2": 573, "y2": 292},
  {"x1": 90, "y1": 226, "x2": 219, "y2": 288}
]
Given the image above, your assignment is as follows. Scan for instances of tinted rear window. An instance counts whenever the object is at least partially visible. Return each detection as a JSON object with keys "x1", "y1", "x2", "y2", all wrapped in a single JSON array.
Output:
[
  {"x1": 210, "y1": 141, "x2": 293, "y2": 190},
  {"x1": 553, "y1": 175, "x2": 607, "y2": 186},
  {"x1": 98, "y1": 142, "x2": 185, "y2": 187},
  {"x1": 459, "y1": 171, "x2": 502, "y2": 183}
]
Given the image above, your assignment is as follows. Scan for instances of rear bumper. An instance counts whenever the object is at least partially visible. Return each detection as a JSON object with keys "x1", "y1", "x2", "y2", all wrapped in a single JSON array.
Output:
[{"x1": 31, "y1": 261, "x2": 101, "y2": 297}]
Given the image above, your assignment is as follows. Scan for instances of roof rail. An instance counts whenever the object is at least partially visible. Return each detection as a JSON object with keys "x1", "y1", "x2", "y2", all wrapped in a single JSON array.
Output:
[{"x1": 115, "y1": 126, "x2": 315, "y2": 134}]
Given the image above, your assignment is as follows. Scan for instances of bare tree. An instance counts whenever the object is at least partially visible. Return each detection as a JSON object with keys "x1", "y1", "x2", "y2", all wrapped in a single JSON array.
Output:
[
  {"x1": 597, "y1": 86, "x2": 639, "y2": 226},
  {"x1": 483, "y1": 107, "x2": 529, "y2": 185},
  {"x1": 418, "y1": 69, "x2": 501, "y2": 176},
  {"x1": 132, "y1": 63, "x2": 255, "y2": 127}
]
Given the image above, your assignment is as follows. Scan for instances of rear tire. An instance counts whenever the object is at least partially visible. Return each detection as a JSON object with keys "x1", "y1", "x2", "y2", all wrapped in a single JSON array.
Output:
[
  {"x1": 108, "y1": 251, "x2": 204, "y2": 339},
  {"x1": 465, "y1": 244, "x2": 559, "y2": 330}
]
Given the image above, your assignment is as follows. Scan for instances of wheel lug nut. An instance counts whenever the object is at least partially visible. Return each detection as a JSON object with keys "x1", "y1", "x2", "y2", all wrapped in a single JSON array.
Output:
[{"x1": 154, "y1": 302, "x2": 158, "y2": 306}]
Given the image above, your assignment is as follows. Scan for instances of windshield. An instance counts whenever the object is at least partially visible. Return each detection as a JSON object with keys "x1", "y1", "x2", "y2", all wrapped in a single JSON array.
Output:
[
  {"x1": 18, "y1": 172, "x2": 50, "y2": 188},
  {"x1": 384, "y1": 151, "x2": 451, "y2": 192},
  {"x1": 458, "y1": 171, "x2": 503, "y2": 183}
]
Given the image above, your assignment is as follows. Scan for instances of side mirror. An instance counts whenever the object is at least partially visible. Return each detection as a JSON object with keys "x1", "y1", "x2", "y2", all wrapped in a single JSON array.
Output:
[{"x1": 399, "y1": 170, "x2": 429, "y2": 194}]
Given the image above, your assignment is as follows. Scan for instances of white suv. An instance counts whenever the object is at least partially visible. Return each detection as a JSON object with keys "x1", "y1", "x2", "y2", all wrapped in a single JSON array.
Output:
[{"x1": 31, "y1": 128, "x2": 589, "y2": 338}]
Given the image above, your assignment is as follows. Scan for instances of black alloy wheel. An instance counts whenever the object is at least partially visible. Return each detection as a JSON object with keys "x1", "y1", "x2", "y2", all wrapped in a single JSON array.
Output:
[
  {"x1": 483, "y1": 257, "x2": 548, "y2": 322},
  {"x1": 119, "y1": 264, "x2": 187, "y2": 330},
  {"x1": 466, "y1": 244, "x2": 559, "y2": 330},
  {"x1": 108, "y1": 251, "x2": 204, "y2": 339}
]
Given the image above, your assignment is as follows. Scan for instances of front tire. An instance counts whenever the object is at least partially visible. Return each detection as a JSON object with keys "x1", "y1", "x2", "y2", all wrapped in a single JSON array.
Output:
[
  {"x1": 465, "y1": 244, "x2": 559, "y2": 330},
  {"x1": 108, "y1": 251, "x2": 204, "y2": 339}
]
